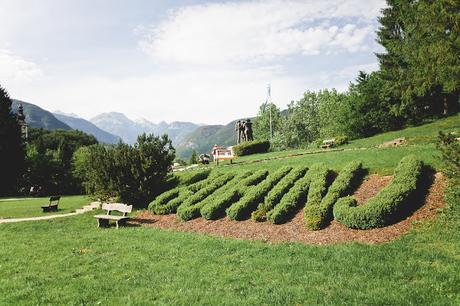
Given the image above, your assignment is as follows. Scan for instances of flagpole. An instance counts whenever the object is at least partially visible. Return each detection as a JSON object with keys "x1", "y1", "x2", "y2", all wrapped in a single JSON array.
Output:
[{"x1": 268, "y1": 83, "x2": 273, "y2": 143}]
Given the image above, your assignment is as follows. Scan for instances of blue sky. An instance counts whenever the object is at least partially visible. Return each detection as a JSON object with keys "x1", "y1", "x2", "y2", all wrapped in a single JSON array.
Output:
[{"x1": 0, "y1": 0, "x2": 385, "y2": 124}]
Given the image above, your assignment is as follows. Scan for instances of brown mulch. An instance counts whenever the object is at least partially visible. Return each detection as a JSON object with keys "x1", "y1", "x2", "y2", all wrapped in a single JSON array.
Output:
[{"x1": 133, "y1": 173, "x2": 447, "y2": 245}]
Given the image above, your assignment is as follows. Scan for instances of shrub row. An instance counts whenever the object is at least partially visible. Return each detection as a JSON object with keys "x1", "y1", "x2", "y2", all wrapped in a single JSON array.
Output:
[
  {"x1": 266, "y1": 169, "x2": 312, "y2": 224},
  {"x1": 149, "y1": 173, "x2": 218, "y2": 214},
  {"x1": 200, "y1": 170, "x2": 269, "y2": 220},
  {"x1": 252, "y1": 166, "x2": 308, "y2": 222},
  {"x1": 304, "y1": 161, "x2": 362, "y2": 230},
  {"x1": 177, "y1": 172, "x2": 248, "y2": 221},
  {"x1": 302, "y1": 163, "x2": 331, "y2": 228},
  {"x1": 233, "y1": 140, "x2": 270, "y2": 156},
  {"x1": 333, "y1": 155, "x2": 423, "y2": 229},
  {"x1": 177, "y1": 169, "x2": 211, "y2": 186},
  {"x1": 226, "y1": 166, "x2": 293, "y2": 221}
]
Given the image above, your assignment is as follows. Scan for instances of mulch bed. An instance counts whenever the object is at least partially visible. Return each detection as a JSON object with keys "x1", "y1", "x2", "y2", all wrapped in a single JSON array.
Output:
[{"x1": 133, "y1": 173, "x2": 446, "y2": 245}]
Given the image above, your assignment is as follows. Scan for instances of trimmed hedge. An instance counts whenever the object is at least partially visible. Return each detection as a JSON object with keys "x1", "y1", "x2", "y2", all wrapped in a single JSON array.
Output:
[
  {"x1": 266, "y1": 170, "x2": 312, "y2": 224},
  {"x1": 200, "y1": 170, "x2": 269, "y2": 220},
  {"x1": 177, "y1": 172, "x2": 249, "y2": 221},
  {"x1": 149, "y1": 172, "x2": 218, "y2": 214},
  {"x1": 252, "y1": 166, "x2": 308, "y2": 222},
  {"x1": 304, "y1": 161, "x2": 362, "y2": 230},
  {"x1": 177, "y1": 173, "x2": 234, "y2": 218},
  {"x1": 333, "y1": 155, "x2": 423, "y2": 229},
  {"x1": 177, "y1": 169, "x2": 211, "y2": 186},
  {"x1": 302, "y1": 163, "x2": 331, "y2": 228},
  {"x1": 233, "y1": 140, "x2": 270, "y2": 156},
  {"x1": 226, "y1": 166, "x2": 292, "y2": 221}
]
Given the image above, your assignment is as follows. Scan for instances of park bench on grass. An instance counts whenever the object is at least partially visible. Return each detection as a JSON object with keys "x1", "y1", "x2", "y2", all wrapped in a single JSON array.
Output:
[
  {"x1": 321, "y1": 138, "x2": 335, "y2": 149},
  {"x1": 41, "y1": 196, "x2": 60, "y2": 212},
  {"x1": 94, "y1": 203, "x2": 132, "y2": 228}
]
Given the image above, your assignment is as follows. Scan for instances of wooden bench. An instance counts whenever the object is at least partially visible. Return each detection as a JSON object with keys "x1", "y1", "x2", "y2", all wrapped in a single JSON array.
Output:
[
  {"x1": 41, "y1": 196, "x2": 60, "y2": 212},
  {"x1": 94, "y1": 203, "x2": 132, "y2": 228},
  {"x1": 320, "y1": 138, "x2": 335, "y2": 149}
]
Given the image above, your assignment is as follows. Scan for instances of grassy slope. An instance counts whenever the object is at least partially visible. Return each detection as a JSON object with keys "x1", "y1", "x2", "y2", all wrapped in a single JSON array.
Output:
[
  {"x1": 0, "y1": 196, "x2": 89, "y2": 218},
  {"x1": 214, "y1": 114, "x2": 460, "y2": 175},
  {"x1": 0, "y1": 207, "x2": 458, "y2": 305}
]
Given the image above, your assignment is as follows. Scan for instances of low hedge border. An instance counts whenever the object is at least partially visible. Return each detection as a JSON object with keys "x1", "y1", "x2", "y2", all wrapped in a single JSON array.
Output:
[
  {"x1": 226, "y1": 166, "x2": 292, "y2": 221},
  {"x1": 177, "y1": 169, "x2": 211, "y2": 186},
  {"x1": 252, "y1": 166, "x2": 308, "y2": 222},
  {"x1": 149, "y1": 172, "x2": 219, "y2": 214},
  {"x1": 302, "y1": 163, "x2": 331, "y2": 229},
  {"x1": 177, "y1": 172, "x2": 250, "y2": 221},
  {"x1": 304, "y1": 161, "x2": 362, "y2": 230},
  {"x1": 177, "y1": 173, "x2": 235, "y2": 218},
  {"x1": 233, "y1": 140, "x2": 270, "y2": 156},
  {"x1": 200, "y1": 170, "x2": 269, "y2": 220},
  {"x1": 266, "y1": 169, "x2": 313, "y2": 224},
  {"x1": 333, "y1": 155, "x2": 424, "y2": 229}
]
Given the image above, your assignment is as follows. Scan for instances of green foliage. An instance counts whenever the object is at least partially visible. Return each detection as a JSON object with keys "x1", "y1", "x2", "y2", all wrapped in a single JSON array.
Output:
[
  {"x1": 0, "y1": 86, "x2": 25, "y2": 196},
  {"x1": 334, "y1": 155, "x2": 423, "y2": 229},
  {"x1": 252, "y1": 166, "x2": 308, "y2": 222},
  {"x1": 233, "y1": 140, "x2": 270, "y2": 156},
  {"x1": 176, "y1": 170, "x2": 211, "y2": 186},
  {"x1": 200, "y1": 170, "x2": 268, "y2": 220},
  {"x1": 436, "y1": 131, "x2": 460, "y2": 183},
  {"x1": 334, "y1": 135, "x2": 349, "y2": 146},
  {"x1": 226, "y1": 166, "x2": 292, "y2": 221},
  {"x1": 304, "y1": 161, "x2": 362, "y2": 230},
  {"x1": 76, "y1": 134, "x2": 175, "y2": 208},
  {"x1": 266, "y1": 169, "x2": 312, "y2": 224},
  {"x1": 189, "y1": 150, "x2": 198, "y2": 165},
  {"x1": 176, "y1": 173, "x2": 234, "y2": 221},
  {"x1": 303, "y1": 164, "x2": 331, "y2": 229},
  {"x1": 149, "y1": 172, "x2": 215, "y2": 214},
  {"x1": 377, "y1": 0, "x2": 460, "y2": 119},
  {"x1": 253, "y1": 102, "x2": 284, "y2": 141}
]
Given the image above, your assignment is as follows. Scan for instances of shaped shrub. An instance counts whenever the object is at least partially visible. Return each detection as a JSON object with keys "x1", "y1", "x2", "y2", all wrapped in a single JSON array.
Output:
[
  {"x1": 149, "y1": 172, "x2": 219, "y2": 214},
  {"x1": 200, "y1": 170, "x2": 269, "y2": 220},
  {"x1": 177, "y1": 172, "x2": 250, "y2": 221},
  {"x1": 233, "y1": 140, "x2": 270, "y2": 156},
  {"x1": 252, "y1": 166, "x2": 308, "y2": 222},
  {"x1": 304, "y1": 161, "x2": 362, "y2": 230},
  {"x1": 177, "y1": 169, "x2": 211, "y2": 186},
  {"x1": 226, "y1": 166, "x2": 292, "y2": 221},
  {"x1": 266, "y1": 170, "x2": 312, "y2": 224},
  {"x1": 333, "y1": 155, "x2": 423, "y2": 229}
]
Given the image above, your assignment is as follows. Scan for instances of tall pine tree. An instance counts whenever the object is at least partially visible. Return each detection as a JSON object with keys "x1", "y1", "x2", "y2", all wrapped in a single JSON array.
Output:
[
  {"x1": 0, "y1": 85, "x2": 25, "y2": 196},
  {"x1": 377, "y1": 0, "x2": 460, "y2": 121}
]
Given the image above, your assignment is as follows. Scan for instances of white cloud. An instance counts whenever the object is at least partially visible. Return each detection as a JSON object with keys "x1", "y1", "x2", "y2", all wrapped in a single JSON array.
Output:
[
  {"x1": 140, "y1": 0, "x2": 384, "y2": 63},
  {"x1": 0, "y1": 49, "x2": 42, "y2": 81}
]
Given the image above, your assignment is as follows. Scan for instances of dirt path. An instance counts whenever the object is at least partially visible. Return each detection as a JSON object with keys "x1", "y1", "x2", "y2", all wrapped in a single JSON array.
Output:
[{"x1": 134, "y1": 173, "x2": 446, "y2": 245}]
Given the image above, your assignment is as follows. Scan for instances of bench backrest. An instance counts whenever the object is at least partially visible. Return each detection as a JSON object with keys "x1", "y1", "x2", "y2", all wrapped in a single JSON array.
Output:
[
  {"x1": 102, "y1": 203, "x2": 133, "y2": 216},
  {"x1": 49, "y1": 196, "x2": 60, "y2": 205}
]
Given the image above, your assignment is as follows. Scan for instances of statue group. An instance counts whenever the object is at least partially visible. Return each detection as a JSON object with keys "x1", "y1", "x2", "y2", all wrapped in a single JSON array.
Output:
[{"x1": 235, "y1": 119, "x2": 253, "y2": 144}]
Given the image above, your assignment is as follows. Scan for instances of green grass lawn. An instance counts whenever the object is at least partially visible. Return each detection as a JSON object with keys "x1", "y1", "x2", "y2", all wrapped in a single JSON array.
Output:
[
  {"x1": 0, "y1": 195, "x2": 90, "y2": 219},
  {"x1": 0, "y1": 201, "x2": 458, "y2": 305}
]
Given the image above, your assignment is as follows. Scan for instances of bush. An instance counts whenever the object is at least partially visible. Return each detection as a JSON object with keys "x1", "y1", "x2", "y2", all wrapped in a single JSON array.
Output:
[
  {"x1": 302, "y1": 164, "x2": 331, "y2": 229},
  {"x1": 333, "y1": 155, "x2": 423, "y2": 229},
  {"x1": 252, "y1": 166, "x2": 308, "y2": 222},
  {"x1": 266, "y1": 169, "x2": 313, "y2": 224},
  {"x1": 177, "y1": 170, "x2": 211, "y2": 186},
  {"x1": 233, "y1": 140, "x2": 270, "y2": 156},
  {"x1": 176, "y1": 173, "x2": 235, "y2": 221},
  {"x1": 304, "y1": 161, "x2": 362, "y2": 230},
  {"x1": 200, "y1": 170, "x2": 268, "y2": 220},
  {"x1": 149, "y1": 172, "x2": 218, "y2": 214},
  {"x1": 436, "y1": 131, "x2": 460, "y2": 183},
  {"x1": 334, "y1": 135, "x2": 349, "y2": 146},
  {"x1": 226, "y1": 166, "x2": 292, "y2": 221}
]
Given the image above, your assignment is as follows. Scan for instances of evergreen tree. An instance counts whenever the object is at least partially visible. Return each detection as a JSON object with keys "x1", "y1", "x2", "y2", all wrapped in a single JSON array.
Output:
[
  {"x1": 0, "y1": 86, "x2": 25, "y2": 196},
  {"x1": 189, "y1": 150, "x2": 198, "y2": 165},
  {"x1": 377, "y1": 0, "x2": 459, "y2": 120}
]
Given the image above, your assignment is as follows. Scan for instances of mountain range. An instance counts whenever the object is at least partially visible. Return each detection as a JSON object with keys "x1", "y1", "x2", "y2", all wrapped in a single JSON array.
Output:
[{"x1": 11, "y1": 99, "x2": 241, "y2": 158}]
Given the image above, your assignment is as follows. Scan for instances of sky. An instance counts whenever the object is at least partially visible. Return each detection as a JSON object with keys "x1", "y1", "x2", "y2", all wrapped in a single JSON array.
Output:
[{"x1": 0, "y1": 0, "x2": 385, "y2": 124}]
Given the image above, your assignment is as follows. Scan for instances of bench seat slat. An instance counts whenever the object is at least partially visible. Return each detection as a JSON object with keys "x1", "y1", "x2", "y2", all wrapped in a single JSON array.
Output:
[{"x1": 94, "y1": 215, "x2": 129, "y2": 221}]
